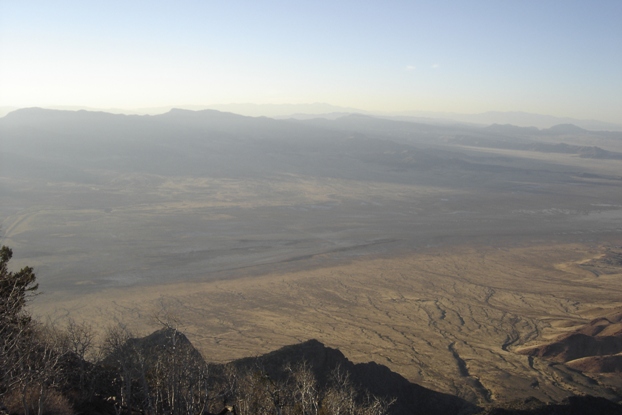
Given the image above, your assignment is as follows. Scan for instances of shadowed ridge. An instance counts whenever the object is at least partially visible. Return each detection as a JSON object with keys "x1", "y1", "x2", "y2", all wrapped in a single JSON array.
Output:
[
  {"x1": 129, "y1": 327, "x2": 204, "y2": 360},
  {"x1": 102, "y1": 327, "x2": 206, "y2": 368},
  {"x1": 517, "y1": 309, "x2": 622, "y2": 376},
  {"x1": 519, "y1": 332, "x2": 622, "y2": 363},
  {"x1": 480, "y1": 395, "x2": 622, "y2": 414},
  {"x1": 517, "y1": 311, "x2": 622, "y2": 365},
  {"x1": 88, "y1": 330, "x2": 622, "y2": 414},
  {"x1": 566, "y1": 353, "x2": 622, "y2": 373},
  {"x1": 227, "y1": 339, "x2": 476, "y2": 415}
]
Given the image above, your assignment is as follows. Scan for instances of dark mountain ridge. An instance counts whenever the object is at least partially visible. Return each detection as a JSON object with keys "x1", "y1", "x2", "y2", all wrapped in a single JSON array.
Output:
[
  {"x1": 224, "y1": 339, "x2": 475, "y2": 415},
  {"x1": 97, "y1": 330, "x2": 622, "y2": 415},
  {"x1": 97, "y1": 329, "x2": 475, "y2": 415}
]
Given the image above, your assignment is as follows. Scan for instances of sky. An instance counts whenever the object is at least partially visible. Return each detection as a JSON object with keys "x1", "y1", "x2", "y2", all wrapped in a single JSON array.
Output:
[{"x1": 1, "y1": 1, "x2": 621, "y2": 123}]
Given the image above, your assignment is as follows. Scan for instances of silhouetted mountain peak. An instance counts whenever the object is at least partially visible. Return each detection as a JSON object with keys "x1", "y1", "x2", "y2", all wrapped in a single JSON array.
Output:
[
  {"x1": 136, "y1": 327, "x2": 192, "y2": 346},
  {"x1": 103, "y1": 327, "x2": 205, "y2": 368},
  {"x1": 228, "y1": 338, "x2": 475, "y2": 415}
]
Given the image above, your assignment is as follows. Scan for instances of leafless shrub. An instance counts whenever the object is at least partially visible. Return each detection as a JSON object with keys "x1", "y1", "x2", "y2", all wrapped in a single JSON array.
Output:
[{"x1": 3, "y1": 386, "x2": 72, "y2": 415}]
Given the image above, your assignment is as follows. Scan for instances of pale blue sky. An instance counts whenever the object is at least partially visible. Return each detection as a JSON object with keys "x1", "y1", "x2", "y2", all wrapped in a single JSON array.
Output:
[{"x1": 1, "y1": 1, "x2": 621, "y2": 122}]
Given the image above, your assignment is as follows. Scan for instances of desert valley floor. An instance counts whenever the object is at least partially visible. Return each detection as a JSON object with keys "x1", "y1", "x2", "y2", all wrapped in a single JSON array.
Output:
[
  {"x1": 32, "y1": 240, "x2": 622, "y2": 405},
  {"x1": 2, "y1": 109, "x2": 622, "y2": 407}
]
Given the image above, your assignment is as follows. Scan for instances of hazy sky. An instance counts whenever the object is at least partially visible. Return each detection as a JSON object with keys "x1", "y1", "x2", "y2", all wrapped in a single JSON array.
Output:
[{"x1": 1, "y1": 1, "x2": 621, "y2": 122}]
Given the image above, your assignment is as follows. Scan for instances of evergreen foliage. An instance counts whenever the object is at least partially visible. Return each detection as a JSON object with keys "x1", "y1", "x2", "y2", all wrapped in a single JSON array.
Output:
[
  {"x1": 0, "y1": 246, "x2": 38, "y2": 330},
  {"x1": 1, "y1": 245, "x2": 39, "y2": 397}
]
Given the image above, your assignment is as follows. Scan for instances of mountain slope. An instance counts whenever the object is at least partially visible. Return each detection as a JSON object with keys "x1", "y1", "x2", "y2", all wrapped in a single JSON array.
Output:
[
  {"x1": 517, "y1": 309, "x2": 622, "y2": 373},
  {"x1": 225, "y1": 339, "x2": 476, "y2": 415}
]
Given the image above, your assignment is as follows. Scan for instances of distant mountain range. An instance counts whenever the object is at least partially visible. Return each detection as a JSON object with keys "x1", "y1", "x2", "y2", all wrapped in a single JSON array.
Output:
[
  {"x1": 2, "y1": 108, "x2": 620, "y2": 186},
  {"x1": 2, "y1": 104, "x2": 621, "y2": 131},
  {"x1": 385, "y1": 110, "x2": 622, "y2": 132}
]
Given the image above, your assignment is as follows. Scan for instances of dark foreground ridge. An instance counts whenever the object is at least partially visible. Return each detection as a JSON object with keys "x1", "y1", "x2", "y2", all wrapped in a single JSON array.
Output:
[
  {"x1": 221, "y1": 339, "x2": 622, "y2": 415},
  {"x1": 3, "y1": 323, "x2": 622, "y2": 415},
  {"x1": 225, "y1": 338, "x2": 476, "y2": 415},
  {"x1": 89, "y1": 330, "x2": 622, "y2": 415},
  {"x1": 479, "y1": 395, "x2": 622, "y2": 415}
]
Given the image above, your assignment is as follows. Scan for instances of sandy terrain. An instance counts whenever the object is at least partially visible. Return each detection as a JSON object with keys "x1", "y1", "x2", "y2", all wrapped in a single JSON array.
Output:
[{"x1": 32, "y1": 242, "x2": 622, "y2": 405}]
